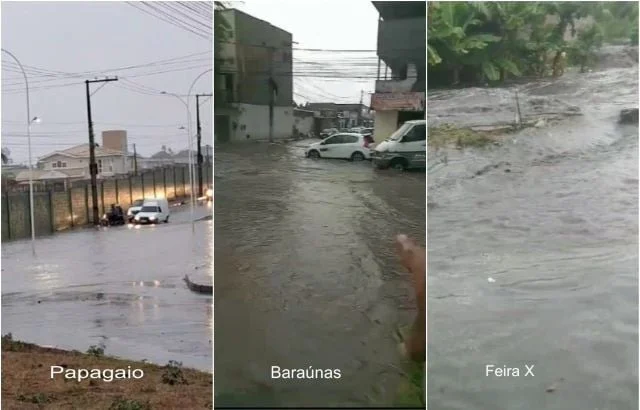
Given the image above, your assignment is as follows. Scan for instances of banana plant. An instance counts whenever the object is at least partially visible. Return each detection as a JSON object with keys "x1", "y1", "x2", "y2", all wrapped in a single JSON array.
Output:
[{"x1": 428, "y1": 2, "x2": 500, "y2": 83}]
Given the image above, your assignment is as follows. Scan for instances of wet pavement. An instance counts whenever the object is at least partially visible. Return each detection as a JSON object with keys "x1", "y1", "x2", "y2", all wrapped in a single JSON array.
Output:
[
  {"x1": 214, "y1": 143, "x2": 425, "y2": 406},
  {"x1": 428, "y1": 48, "x2": 638, "y2": 409},
  {"x1": 1, "y1": 203, "x2": 213, "y2": 372}
]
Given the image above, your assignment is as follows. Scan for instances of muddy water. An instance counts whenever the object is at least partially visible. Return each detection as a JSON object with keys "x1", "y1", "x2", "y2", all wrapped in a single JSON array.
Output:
[
  {"x1": 214, "y1": 143, "x2": 425, "y2": 406},
  {"x1": 1, "y1": 204, "x2": 213, "y2": 372},
  {"x1": 428, "y1": 53, "x2": 638, "y2": 409}
]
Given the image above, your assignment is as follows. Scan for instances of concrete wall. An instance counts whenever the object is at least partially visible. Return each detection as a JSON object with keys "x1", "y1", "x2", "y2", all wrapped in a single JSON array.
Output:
[
  {"x1": 1, "y1": 164, "x2": 211, "y2": 241},
  {"x1": 294, "y1": 115, "x2": 314, "y2": 135},
  {"x1": 233, "y1": 9, "x2": 293, "y2": 107},
  {"x1": 378, "y1": 16, "x2": 426, "y2": 69},
  {"x1": 373, "y1": 110, "x2": 399, "y2": 143},
  {"x1": 102, "y1": 130, "x2": 128, "y2": 153},
  {"x1": 228, "y1": 104, "x2": 294, "y2": 141}
]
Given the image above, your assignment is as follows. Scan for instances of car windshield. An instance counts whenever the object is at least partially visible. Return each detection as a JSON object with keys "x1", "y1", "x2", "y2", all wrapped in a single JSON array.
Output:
[
  {"x1": 132, "y1": 199, "x2": 144, "y2": 207},
  {"x1": 388, "y1": 122, "x2": 415, "y2": 141},
  {"x1": 141, "y1": 206, "x2": 159, "y2": 212}
]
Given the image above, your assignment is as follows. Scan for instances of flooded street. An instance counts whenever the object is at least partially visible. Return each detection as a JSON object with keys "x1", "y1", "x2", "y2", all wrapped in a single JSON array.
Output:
[
  {"x1": 2, "y1": 204, "x2": 213, "y2": 372},
  {"x1": 214, "y1": 143, "x2": 425, "y2": 406},
  {"x1": 428, "y1": 47, "x2": 638, "y2": 409}
]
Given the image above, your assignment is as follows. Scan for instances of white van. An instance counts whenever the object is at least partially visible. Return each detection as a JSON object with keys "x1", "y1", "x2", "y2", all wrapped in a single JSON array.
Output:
[
  {"x1": 371, "y1": 120, "x2": 426, "y2": 171},
  {"x1": 133, "y1": 198, "x2": 170, "y2": 224}
]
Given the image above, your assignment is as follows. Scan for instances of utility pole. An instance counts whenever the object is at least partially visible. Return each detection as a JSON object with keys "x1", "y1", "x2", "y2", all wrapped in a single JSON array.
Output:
[
  {"x1": 133, "y1": 144, "x2": 138, "y2": 175},
  {"x1": 85, "y1": 77, "x2": 118, "y2": 225},
  {"x1": 196, "y1": 93, "x2": 212, "y2": 197},
  {"x1": 267, "y1": 46, "x2": 275, "y2": 143},
  {"x1": 358, "y1": 89, "x2": 364, "y2": 126}
]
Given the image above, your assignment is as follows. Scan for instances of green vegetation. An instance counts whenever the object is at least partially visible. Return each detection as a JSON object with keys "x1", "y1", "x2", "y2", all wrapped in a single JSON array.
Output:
[
  {"x1": 2, "y1": 336, "x2": 212, "y2": 409},
  {"x1": 428, "y1": 2, "x2": 639, "y2": 87},
  {"x1": 428, "y1": 124, "x2": 503, "y2": 148},
  {"x1": 109, "y1": 397, "x2": 152, "y2": 410},
  {"x1": 86, "y1": 344, "x2": 106, "y2": 357},
  {"x1": 161, "y1": 360, "x2": 189, "y2": 385}
]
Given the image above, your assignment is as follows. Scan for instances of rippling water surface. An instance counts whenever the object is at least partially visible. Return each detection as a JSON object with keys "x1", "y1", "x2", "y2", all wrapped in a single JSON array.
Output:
[
  {"x1": 215, "y1": 144, "x2": 425, "y2": 406},
  {"x1": 428, "y1": 50, "x2": 638, "y2": 409},
  {"x1": 2, "y1": 205, "x2": 213, "y2": 371}
]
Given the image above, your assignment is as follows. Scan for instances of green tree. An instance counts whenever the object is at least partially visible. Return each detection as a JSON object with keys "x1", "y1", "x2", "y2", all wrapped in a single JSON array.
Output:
[
  {"x1": 567, "y1": 22, "x2": 604, "y2": 72},
  {"x1": 428, "y1": 2, "x2": 500, "y2": 84}
]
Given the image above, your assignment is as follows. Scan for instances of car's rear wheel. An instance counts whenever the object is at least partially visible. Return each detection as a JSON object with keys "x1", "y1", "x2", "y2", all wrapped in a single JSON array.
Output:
[
  {"x1": 308, "y1": 150, "x2": 320, "y2": 159},
  {"x1": 351, "y1": 151, "x2": 365, "y2": 161},
  {"x1": 390, "y1": 158, "x2": 408, "y2": 171}
]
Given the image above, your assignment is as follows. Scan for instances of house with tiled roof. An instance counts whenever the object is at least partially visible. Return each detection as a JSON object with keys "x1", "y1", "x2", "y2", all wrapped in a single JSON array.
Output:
[{"x1": 36, "y1": 143, "x2": 135, "y2": 178}]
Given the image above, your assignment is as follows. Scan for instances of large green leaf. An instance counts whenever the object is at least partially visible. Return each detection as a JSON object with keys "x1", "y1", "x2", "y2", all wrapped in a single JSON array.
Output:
[
  {"x1": 482, "y1": 61, "x2": 500, "y2": 81},
  {"x1": 496, "y1": 59, "x2": 522, "y2": 76},
  {"x1": 428, "y1": 45, "x2": 442, "y2": 66},
  {"x1": 467, "y1": 34, "x2": 502, "y2": 43}
]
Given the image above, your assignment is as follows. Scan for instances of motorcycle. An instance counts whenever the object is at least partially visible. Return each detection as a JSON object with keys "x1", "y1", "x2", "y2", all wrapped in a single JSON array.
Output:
[{"x1": 100, "y1": 206, "x2": 126, "y2": 226}]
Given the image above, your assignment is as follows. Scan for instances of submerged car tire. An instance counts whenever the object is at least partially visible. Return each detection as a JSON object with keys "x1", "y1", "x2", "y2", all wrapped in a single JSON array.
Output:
[
  {"x1": 390, "y1": 158, "x2": 408, "y2": 171},
  {"x1": 308, "y1": 150, "x2": 321, "y2": 159},
  {"x1": 351, "y1": 151, "x2": 365, "y2": 161}
]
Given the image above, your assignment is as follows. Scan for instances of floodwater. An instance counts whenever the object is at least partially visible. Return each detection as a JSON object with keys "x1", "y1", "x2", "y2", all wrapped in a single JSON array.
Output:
[
  {"x1": 428, "y1": 46, "x2": 638, "y2": 409},
  {"x1": 214, "y1": 144, "x2": 425, "y2": 406},
  {"x1": 1, "y1": 203, "x2": 213, "y2": 372}
]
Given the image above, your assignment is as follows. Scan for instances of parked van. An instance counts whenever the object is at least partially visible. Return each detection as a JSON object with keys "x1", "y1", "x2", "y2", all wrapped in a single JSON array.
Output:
[
  {"x1": 133, "y1": 198, "x2": 170, "y2": 224},
  {"x1": 371, "y1": 120, "x2": 426, "y2": 171}
]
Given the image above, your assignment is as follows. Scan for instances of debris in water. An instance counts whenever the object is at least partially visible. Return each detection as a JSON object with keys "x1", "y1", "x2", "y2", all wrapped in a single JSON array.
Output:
[
  {"x1": 619, "y1": 108, "x2": 639, "y2": 124},
  {"x1": 546, "y1": 377, "x2": 565, "y2": 393}
]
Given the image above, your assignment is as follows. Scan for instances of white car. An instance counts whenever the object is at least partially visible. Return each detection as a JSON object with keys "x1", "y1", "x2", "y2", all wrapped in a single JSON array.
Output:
[
  {"x1": 127, "y1": 198, "x2": 146, "y2": 222},
  {"x1": 134, "y1": 198, "x2": 170, "y2": 224},
  {"x1": 305, "y1": 133, "x2": 374, "y2": 161}
]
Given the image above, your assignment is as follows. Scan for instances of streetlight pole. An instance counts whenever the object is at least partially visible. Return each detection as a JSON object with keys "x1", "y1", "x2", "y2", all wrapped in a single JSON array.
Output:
[
  {"x1": 161, "y1": 92, "x2": 195, "y2": 234},
  {"x1": 2, "y1": 48, "x2": 36, "y2": 256},
  {"x1": 162, "y1": 68, "x2": 211, "y2": 234}
]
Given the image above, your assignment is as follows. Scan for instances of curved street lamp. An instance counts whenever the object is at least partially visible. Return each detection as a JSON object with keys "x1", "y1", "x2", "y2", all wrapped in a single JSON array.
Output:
[
  {"x1": 161, "y1": 68, "x2": 212, "y2": 234},
  {"x1": 161, "y1": 92, "x2": 195, "y2": 233},
  {"x1": 2, "y1": 48, "x2": 36, "y2": 255}
]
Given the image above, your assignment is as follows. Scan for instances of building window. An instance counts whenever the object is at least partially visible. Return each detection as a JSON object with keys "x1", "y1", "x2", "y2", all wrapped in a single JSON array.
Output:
[
  {"x1": 52, "y1": 162, "x2": 57, "y2": 168},
  {"x1": 109, "y1": 162, "x2": 113, "y2": 172},
  {"x1": 61, "y1": 162, "x2": 67, "y2": 168},
  {"x1": 97, "y1": 159, "x2": 103, "y2": 174}
]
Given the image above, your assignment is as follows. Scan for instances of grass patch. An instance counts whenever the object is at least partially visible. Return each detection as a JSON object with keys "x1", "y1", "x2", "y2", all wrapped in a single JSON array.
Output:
[
  {"x1": 86, "y1": 344, "x2": 105, "y2": 357},
  {"x1": 161, "y1": 360, "x2": 189, "y2": 386},
  {"x1": 2, "y1": 334, "x2": 212, "y2": 409},
  {"x1": 108, "y1": 397, "x2": 151, "y2": 410},
  {"x1": 392, "y1": 325, "x2": 425, "y2": 407},
  {"x1": 428, "y1": 123, "x2": 512, "y2": 149}
]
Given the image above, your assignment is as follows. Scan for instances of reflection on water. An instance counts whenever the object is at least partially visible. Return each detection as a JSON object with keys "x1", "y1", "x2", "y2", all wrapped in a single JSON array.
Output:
[
  {"x1": 215, "y1": 143, "x2": 425, "y2": 406},
  {"x1": 428, "y1": 57, "x2": 638, "y2": 409},
  {"x1": 2, "y1": 206, "x2": 213, "y2": 372}
]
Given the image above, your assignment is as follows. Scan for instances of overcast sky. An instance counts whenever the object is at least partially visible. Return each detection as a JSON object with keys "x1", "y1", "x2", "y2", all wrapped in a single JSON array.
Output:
[
  {"x1": 233, "y1": 0, "x2": 379, "y2": 106},
  {"x1": 2, "y1": 1, "x2": 212, "y2": 164}
]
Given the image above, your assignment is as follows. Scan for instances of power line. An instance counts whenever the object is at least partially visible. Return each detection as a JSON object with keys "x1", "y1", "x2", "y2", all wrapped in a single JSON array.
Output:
[
  {"x1": 2, "y1": 50, "x2": 211, "y2": 85},
  {"x1": 215, "y1": 39, "x2": 422, "y2": 53},
  {"x1": 127, "y1": 1, "x2": 211, "y2": 40},
  {"x1": 1, "y1": 63, "x2": 212, "y2": 95}
]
